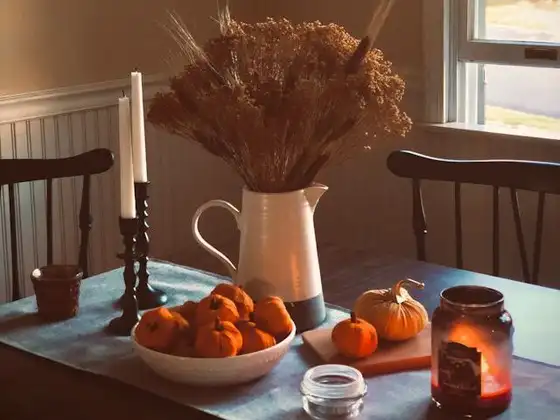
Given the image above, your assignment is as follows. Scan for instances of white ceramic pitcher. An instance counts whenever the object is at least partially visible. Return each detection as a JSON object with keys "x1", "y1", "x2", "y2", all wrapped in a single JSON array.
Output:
[{"x1": 191, "y1": 183, "x2": 328, "y2": 331}]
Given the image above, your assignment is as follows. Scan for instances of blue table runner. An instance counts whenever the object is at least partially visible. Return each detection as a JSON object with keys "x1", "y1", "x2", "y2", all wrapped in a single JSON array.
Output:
[{"x1": 0, "y1": 261, "x2": 558, "y2": 420}]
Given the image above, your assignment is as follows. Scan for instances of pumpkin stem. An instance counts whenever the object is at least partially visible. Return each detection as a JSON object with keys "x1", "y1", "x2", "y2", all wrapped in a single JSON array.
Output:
[
  {"x1": 391, "y1": 278, "x2": 425, "y2": 303},
  {"x1": 214, "y1": 317, "x2": 224, "y2": 331},
  {"x1": 248, "y1": 312, "x2": 256, "y2": 323},
  {"x1": 209, "y1": 296, "x2": 221, "y2": 310},
  {"x1": 350, "y1": 311, "x2": 358, "y2": 323}
]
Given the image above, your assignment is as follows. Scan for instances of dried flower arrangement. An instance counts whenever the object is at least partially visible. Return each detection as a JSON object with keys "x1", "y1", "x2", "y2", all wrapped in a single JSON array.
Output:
[{"x1": 148, "y1": 1, "x2": 411, "y2": 193}]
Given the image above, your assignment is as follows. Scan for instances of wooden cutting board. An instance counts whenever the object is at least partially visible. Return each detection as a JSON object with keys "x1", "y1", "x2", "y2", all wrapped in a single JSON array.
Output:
[{"x1": 302, "y1": 324, "x2": 432, "y2": 377}]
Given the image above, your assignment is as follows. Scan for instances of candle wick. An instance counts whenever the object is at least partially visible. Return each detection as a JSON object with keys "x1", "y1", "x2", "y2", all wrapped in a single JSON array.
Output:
[
  {"x1": 134, "y1": 67, "x2": 139, "y2": 72},
  {"x1": 122, "y1": 90, "x2": 125, "y2": 97}
]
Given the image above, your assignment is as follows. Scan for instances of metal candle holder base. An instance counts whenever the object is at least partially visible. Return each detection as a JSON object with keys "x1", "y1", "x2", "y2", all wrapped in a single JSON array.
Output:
[
  {"x1": 133, "y1": 182, "x2": 167, "y2": 309},
  {"x1": 108, "y1": 217, "x2": 140, "y2": 336}
]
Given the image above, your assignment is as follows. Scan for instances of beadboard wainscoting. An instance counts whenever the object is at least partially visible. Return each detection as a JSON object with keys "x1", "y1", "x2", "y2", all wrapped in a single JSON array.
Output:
[
  {"x1": 0, "y1": 76, "x2": 244, "y2": 303},
  {"x1": 0, "y1": 110, "x2": 121, "y2": 302}
]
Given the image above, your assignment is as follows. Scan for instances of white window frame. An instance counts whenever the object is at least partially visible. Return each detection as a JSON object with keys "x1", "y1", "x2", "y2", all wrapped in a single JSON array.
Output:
[{"x1": 424, "y1": 0, "x2": 560, "y2": 127}]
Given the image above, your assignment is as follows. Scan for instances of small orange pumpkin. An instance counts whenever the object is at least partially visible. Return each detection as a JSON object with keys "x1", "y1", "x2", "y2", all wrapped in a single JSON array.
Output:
[
  {"x1": 170, "y1": 311, "x2": 189, "y2": 330},
  {"x1": 331, "y1": 312, "x2": 378, "y2": 359},
  {"x1": 169, "y1": 336, "x2": 195, "y2": 357},
  {"x1": 176, "y1": 300, "x2": 198, "y2": 325},
  {"x1": 211, "y1": 283, "x2": 254, "y2": 320},
  {"x1": 170, "y1": 311, "x2": 195, "y2": 345},
  {"x1": 236, "y1": 313, "x2": 276, "y2": 354},
  {"x1": 196, "y1": 294, "x2": 240, "y2": 326},
  {"x1": 194, "y1": 317, "x2": 243, "y2": 358},
  {"x1": 254, "y1": 296, "x2": 293, "y2": 339},
  {"x1": 135, "y1": 307, "x2": 182, "y2": 352}
]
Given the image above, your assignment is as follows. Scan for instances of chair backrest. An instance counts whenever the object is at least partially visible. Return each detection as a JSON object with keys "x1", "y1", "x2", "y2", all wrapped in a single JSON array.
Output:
[
  {"x1": 387, "y1": 149, "x2": 560, "y2": 285},
  {"x1": 0, "y1": 148, "x2": 114, "y2": 301}
]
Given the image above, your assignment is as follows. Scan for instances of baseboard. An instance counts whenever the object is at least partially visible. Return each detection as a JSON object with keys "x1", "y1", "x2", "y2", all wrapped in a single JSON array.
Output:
[{"x1": 0, "y1": 74, "x2": 169, "y2": 125}]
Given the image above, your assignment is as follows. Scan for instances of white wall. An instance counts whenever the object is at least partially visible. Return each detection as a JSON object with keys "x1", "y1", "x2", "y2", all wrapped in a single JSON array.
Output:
[
  {"x1": 1, "y1": 0, "x2": 559, "y2": 303},
  {"x1": 0, "y1": 0, "x2": 253, "y2": 94},
  {"x1": 181, "y1": 125, "x2": 560, "y2": 289}
]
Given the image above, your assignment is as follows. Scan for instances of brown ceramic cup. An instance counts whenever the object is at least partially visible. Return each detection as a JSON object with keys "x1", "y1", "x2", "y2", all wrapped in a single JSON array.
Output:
[{"x1": 31, "y1": 265, "x2": 83, "y2": 321}]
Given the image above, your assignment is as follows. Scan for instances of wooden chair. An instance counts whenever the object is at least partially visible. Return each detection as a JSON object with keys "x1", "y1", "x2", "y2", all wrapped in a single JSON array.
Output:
[
  {"x1": 387, "y1": 149, "x2": 560, "y2": 285},
  {"x1": 0, "y1": 148, "x2": 114, "y2": 301}
]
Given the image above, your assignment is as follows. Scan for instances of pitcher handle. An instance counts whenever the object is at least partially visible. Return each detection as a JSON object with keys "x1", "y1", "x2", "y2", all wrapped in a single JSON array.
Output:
[{"x1": 192, "y1": 199, "x2": 240, "y2": 280}]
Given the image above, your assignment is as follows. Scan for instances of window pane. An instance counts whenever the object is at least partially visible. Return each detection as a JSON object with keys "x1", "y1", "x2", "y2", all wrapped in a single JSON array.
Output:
[
  {"x1": 483, "y1": 64, "x2": 560, "y2": 134},
  {"x1": 479, "y1": 0, "x2": 560, "y2": 44}
]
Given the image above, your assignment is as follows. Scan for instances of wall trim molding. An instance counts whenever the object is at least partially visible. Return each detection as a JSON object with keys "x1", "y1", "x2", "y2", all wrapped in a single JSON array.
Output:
[
  {"x1": 0, "y1": 74, "x2": 168, "y2": 124},
  {"x1": 0, "y1": 71, "x2": 424, "y2": 125}
]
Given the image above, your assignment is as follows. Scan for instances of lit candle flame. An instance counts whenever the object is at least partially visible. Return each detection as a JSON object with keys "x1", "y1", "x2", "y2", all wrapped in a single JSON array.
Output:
[
  {"x1": 446, "y1": 323, "x2": 510, "y2": 397},
  {"x1": 481, "y1": 354, "x2": 490, "y2": 374}
]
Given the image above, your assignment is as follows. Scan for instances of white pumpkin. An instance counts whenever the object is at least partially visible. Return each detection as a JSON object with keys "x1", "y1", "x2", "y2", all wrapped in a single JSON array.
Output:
[{"x1": 353, "y1": 278, "x2": 429, "y2": 341}]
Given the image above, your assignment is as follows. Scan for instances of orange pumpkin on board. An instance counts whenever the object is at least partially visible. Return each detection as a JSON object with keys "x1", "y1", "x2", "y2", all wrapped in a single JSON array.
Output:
[{"x1": 331, "y1": 312, "x2": 378, "y2": 359}]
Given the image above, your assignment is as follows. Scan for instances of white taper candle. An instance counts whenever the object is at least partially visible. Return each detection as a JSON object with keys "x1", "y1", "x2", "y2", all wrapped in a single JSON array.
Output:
[
  {"x1": 130, "y1": 71, "x2": 148, "y2": 182},
  {"x1": 118, "y1": 95, "x2": 136, "y2": 219}
]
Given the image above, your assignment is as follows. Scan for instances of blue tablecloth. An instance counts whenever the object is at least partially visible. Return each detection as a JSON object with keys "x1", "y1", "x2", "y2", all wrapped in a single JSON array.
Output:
[{"x1": 0, "y1": 261, "x2": 558, "y2": 419}]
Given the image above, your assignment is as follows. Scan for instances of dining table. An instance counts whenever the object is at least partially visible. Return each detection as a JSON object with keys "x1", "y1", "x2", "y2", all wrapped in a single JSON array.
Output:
[{"x1": 0, "y1": 248, "x2": 559, "y2": 420}]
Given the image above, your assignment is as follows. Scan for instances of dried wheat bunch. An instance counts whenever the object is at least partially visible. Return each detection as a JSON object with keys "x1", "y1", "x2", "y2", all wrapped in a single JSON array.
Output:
[{"x1": 148, "y1": 9, "x2": 411, "y2": 192}]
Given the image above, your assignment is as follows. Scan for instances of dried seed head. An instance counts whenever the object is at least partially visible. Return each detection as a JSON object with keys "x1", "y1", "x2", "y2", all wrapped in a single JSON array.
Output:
[{"x1": 148, "y1": 12, "x2": 412, "y2": 193}]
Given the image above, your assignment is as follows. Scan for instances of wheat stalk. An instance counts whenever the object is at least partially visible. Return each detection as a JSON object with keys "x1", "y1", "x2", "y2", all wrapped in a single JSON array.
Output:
[{"x1": 148, "y1": 4, "x2": 411, "y2": 193}]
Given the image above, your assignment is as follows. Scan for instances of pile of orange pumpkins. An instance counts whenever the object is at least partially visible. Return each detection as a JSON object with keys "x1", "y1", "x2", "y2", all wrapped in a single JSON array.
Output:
[{"x1": 135, "y1": 283, "x2": 294, "y2": 358}]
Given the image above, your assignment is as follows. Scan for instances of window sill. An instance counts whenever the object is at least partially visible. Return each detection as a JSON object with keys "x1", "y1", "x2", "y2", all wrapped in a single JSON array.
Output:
[{"x1": 419, "y1": 122, "x2": 560, "y2": 144}]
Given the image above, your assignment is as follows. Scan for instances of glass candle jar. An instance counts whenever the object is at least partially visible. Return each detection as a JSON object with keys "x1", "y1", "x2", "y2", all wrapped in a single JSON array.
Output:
[
  {"x1": 431, "y1": 285, "x2": 514, "y2": 417},
  {"x1": 300, "y1": 364, "x2": 367, "y2": 419}
]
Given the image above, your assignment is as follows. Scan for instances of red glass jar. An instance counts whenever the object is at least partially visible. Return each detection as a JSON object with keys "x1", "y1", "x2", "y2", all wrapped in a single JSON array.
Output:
[{"x1": 431, "y1": 285, "x2": 513, "y2": 417}]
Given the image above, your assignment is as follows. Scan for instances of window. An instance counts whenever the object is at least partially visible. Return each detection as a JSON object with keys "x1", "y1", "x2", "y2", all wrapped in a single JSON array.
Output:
[{"x1": 425, "y1": 0, "x2": 560, "y2": 135}]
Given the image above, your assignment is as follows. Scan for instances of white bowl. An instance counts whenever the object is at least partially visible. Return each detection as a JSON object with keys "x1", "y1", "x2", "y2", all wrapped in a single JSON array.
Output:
[{"x1": 131, "y1": 320, "x2": 296, "y2": 386}]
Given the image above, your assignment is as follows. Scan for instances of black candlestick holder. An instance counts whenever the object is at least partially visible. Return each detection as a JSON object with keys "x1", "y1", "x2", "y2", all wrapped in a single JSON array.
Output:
[
  {"x1": 133, "y1": 182, "x2": 167, "y2": 309},
  {"x1": 108, "y1": 217, "x2": 140, "y2": 336}
]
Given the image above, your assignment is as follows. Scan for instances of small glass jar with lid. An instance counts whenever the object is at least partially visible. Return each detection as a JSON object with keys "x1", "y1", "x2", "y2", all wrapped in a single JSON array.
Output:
[
  {"x1": 431, "y1": 285, "x2": 514, "y2": 418},
  {"x1": 300, "y1": 364, "x2": 367, "y2": 419}
]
